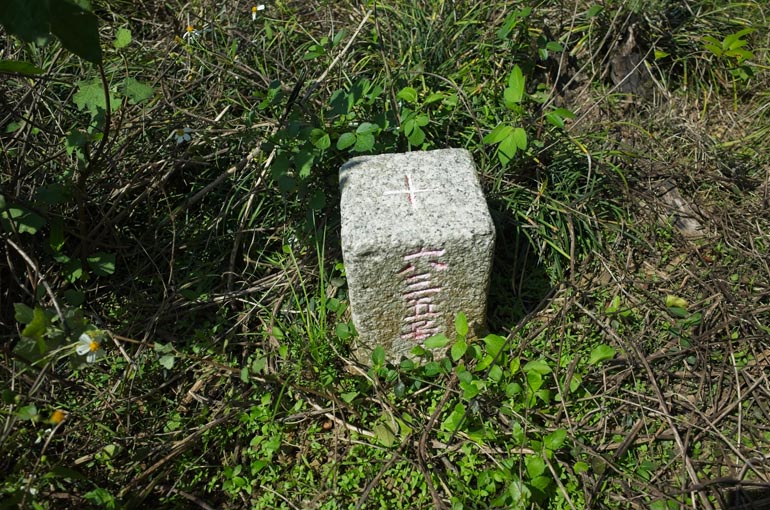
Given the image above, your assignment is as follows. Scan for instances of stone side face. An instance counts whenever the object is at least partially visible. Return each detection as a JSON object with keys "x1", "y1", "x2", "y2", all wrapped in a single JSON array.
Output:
[{"x1": 340, "y1": 148, "x2": 495, "y2": 363}]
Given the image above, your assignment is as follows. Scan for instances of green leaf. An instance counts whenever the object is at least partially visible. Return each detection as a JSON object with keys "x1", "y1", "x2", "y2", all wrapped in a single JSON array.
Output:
[
  {"x1": 159, "y1": 354, "x2": 175, "y2": 369},
  {"x1": 506, "y1": 65, "x2": 525, "y2": 104},
  {"x1": 0, "y1": 59, "x2": 44, "y2": 75},
  {"x1": 573, "y1": 461, "x2": 590, "y2": 474},
  {"x1": 340, "y1": 391, "x2": 358, "y2": 403},
  {"x1": 489, "y1": 364, "x2": 503, "y2": 383},
  {"x1": 22, "y1": 306, "x2": 49, "y2": 341},
  {"x1": 122, "y1": 78, "x2": 154, "y2": 105},
  {"x1": 0, "y1": 0, "x2": 50, "y2": 44},
  {"x1": 371, "y1": 345, "x2": 385, "y2": 366},
  {"x1": 483, "y1": 124, "x2": 513, "y2": 144},
  {"x1": 49, "y1": 0, "x2": 102, "y2": 64},
  {"x1": 355, "y1": 122, "x2": 379, "y2": 135},
  {"x1": 497, "y1": 132, "x2": 519, "y2": 165},
  {"x1": 451, "y1": 339, "x2": 467, "y2": 361},
  {"x1": 335, "y1": 322, "x2": 350, "y2": 339},
  {"x1": 114, "y1": 27, "x2": 131, "y2": 49},
  {"x1": 441, "y1": 402, "x2": 466, "y2": 432},
  {"x1": 665, "y1": 295, "x2": 688, "y2": 309},
  {"x1": 373, "y1": 423, "x2": 396, "y2": 447},
  {"x1": 73, "y1": 79, "x2": 120, "y2": 117},
  {"x1": 512, "y1": 127, "x2": 528, "y2": 150},
  {"x1": 295, "y1": 150, "x2": 314, "y2": 178},
  {"x1": 64, "y1": 289, "x2": 85, "y2": 306},
  {"x1": 522, "y1": 359, "x2": 552, "y2": 375},
  {"x1": 240, "y1": 366, "x2": 249, "y2": 382},
  {"x1": 455, "y1": 312, "x2": 468, "y2": 337},
  {"x1": 353, "y1": 133, "x2": 374, "y2": 152},
  {"x1": 396, "y1": 86, "x2": 418, "y2": 104},
  {"x1": 526, "y1": 371, "x2": 543, "y2": 392},
  {"x1": 588, "y1": 344, "x2": 616, "y2": 365},
  {"x1": 406, "y1": 125, "x2": 425, "y2": 146},
  {"x1": 310, "y1": 128, "x2": 331, "y2": 150},
  {"x1": 586, "y1": 5, "x2": 603, "y2": 17},
  {"x1": 460, "y1": 379, "x2": 480, "y2": 400},
  {"x1": 525, "y1": 455, "x2": 546, "y2": 478},
  {"x1": 336, "y1": 132, "x2": 356, "y2": 150},
  {"x1": 17, "y1": 404, "x2": 38, "y2": 420},
  {"x1": 2, "y1": 207, "x2": 46, "y2": 234},
  {"x1": 483, "y1": 334, "x2": 507, "y2": 359},
  {"x1": 424, "y1": 334, "x2": 450, "y2": 349},
  {"x1": 14, "y1": 303, "x2": 34, "y2": 324},
  {"x1": 87, "y1": 252, "x2": 116, "y2": 276},
  {"x1": 544, "y1": 428, "x2": 567, "y2": 451}
]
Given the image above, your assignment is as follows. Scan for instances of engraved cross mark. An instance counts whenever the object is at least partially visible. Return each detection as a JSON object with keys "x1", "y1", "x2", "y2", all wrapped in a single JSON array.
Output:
[{"x1": 383, "y1": 174, "x2": 436, "y2": 209}]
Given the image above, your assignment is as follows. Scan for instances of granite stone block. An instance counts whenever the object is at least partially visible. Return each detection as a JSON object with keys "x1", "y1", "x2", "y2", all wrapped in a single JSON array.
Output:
[{"x1": 340, "y1": 148, "x2": 495, "y2": 362}]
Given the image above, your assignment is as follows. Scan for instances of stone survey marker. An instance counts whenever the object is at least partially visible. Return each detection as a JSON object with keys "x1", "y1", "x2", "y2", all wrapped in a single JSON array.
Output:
[{"x1": 340, "y1": 149, "x2": 495, "y2": 362}]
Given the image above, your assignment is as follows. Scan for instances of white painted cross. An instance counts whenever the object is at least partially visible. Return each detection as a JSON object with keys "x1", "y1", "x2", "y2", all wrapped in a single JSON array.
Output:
[{"x1": 383, "y1": 174, "x2": 437, "y2": 209}]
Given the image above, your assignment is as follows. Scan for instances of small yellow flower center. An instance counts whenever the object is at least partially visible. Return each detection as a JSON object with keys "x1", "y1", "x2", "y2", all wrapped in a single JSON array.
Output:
[
  {"x1": 252, "y1": 6, "x2": 257, "y2": 13},
  {"x1": 186, "y1": 25, "x2": 194, "y2": 33},
  {"x1": 90, "y1": 340, "x2": 100, "y2": 352},
  {"x1": 51, "y1": 410, "x2": 66, "y2": 424},
  {"x1": 176, "y1": 128, "x2": 185, "y2": 136}
]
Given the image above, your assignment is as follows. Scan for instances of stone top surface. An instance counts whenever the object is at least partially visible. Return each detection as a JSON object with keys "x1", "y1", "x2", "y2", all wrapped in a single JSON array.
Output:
[{"x1": 340, "y1": 149, "x2": 494, "y2": 255}]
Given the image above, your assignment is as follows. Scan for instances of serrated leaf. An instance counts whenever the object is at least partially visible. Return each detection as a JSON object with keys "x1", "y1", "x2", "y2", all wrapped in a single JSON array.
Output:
[
  {"x1": 588, "y1": 344, "x2": 616, "y2": 365},
  {"x1": 122, "y1": 78, "x2": 153, "y2": 104},
  {"x1": 73, "y1": 79, "x2": 120, "y2": 117},
  {"x1": 114, "y1": 27, "x2": 131, "y2": 48}
]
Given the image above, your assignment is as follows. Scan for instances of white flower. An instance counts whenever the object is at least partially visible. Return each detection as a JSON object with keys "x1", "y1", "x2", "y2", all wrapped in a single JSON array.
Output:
[
  {"x1": 252, "y1": 5, "x2": 265, "y2": 20},
  {"x1": 76, "y1": 332, "x2": 104, "y2": 363},
  {"x1": 174, "y1": 127, "x2": 192, "y2": 144},
  {"x1": 182, "y1": 25, "x2": 201, "y2": 41}
]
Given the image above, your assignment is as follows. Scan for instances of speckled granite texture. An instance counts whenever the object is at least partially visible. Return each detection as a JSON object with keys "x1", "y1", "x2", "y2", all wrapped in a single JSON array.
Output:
[{"x1": 340, "y1": 149, "x2": 495, "y2": 363}]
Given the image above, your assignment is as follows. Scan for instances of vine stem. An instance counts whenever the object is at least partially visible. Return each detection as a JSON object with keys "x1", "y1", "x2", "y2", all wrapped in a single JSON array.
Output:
[{"x1": 78, "y1": 63, "x2": 112, "y2": 261}]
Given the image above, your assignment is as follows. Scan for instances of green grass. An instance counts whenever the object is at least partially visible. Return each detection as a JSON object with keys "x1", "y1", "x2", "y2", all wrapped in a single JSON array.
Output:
[{"x1": 2, "y1": 0, "x2": 770, "y2": 508}]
